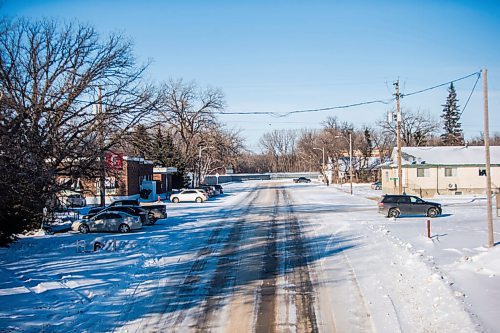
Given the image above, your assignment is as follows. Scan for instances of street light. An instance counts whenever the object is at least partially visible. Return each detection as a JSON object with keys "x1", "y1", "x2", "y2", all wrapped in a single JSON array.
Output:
[
  {"x1": 198, "y1": 145, "x2": 214, "y2": 187},
  {"x1": 313, "y1": 147, "x2": 325, "y2": 184},
  {"x1": 336, "y1": 133, "x2": 353, "y2": 195}
]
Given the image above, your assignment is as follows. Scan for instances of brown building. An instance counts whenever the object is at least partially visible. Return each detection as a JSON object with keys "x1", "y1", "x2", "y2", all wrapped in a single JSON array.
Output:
[{"x1": 78, "y1": 154, "x2": 155, "y2": 204}]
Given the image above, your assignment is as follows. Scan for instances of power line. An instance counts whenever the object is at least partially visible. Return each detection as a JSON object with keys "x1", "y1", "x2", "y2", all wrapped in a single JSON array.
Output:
[
  {"x1": 460, "y1": 72, "x2": 481, "y2": 116},
  {"x1": 218, "y1": 71, "x2": 482, "y2": 118},
  {"x1": 217, "y1": 98, "x2": 394, "y2": 118},
  {"x1": 400, "y1": 71, "x2": 481, "y2": 98}
]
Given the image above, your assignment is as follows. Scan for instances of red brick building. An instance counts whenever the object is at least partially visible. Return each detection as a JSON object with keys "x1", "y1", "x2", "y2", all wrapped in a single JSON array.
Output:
[{"x1": 77, "y1": 154, "x2": 154, "y2": 204}]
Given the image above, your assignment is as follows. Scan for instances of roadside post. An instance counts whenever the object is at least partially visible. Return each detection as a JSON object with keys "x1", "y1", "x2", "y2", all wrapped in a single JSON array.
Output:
[
  {"x1": 496, "y1": 195, "x2": 499, "y2": 217},
  {"x1": 427, "y1": 220, "x2": 431, "y2": 238}
]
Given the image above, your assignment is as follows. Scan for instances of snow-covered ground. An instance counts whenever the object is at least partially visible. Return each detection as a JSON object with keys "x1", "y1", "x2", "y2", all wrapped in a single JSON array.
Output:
[{"x1": 0, "y1": 180, "x2": 498, "y2": 332}]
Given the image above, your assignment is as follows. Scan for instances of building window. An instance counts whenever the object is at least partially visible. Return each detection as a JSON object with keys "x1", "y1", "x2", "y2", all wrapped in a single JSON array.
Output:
[
  {"x1": 479, "y1": 169, "x2": 487, "y2": 176},
  {"x1": 385, "y1": 171, "x2": 389, "y2": 182},
  {"x1": 444, "y1": 167, "x2": 457, "y2": 177},
  {"x1": 417, "y1": 168, "x2": 429, "y2": 177}
]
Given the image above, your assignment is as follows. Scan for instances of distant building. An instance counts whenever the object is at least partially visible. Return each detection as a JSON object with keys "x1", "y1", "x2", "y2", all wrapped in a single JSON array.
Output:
[
  {"x1": 77, "y1": 154, "x2": 155, "y2": 204},
  {"x1": 153, "y1": 167, "x2": 177, "y2": 195},
  {"x1": 380, "y1": 146, "x2": 500, "y2": 197}
]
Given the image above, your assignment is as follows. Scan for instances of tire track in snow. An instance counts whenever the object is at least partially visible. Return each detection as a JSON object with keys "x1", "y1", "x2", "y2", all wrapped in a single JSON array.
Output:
[
  {"x1": 124, "y1": 186, "x2": 260, "y2": 332},
  {"x1": 193, "y1": 191, "x2": 261, "y2": 331},
  {"x1": 281, "y1": 189, "x2": 319, "y2": 333},
  {"x1": 160, "y1": 187, "x2": 262, "y2": 331},
  {"x1": 254, "y1": 187, "x2": 280, "y2": 333}
]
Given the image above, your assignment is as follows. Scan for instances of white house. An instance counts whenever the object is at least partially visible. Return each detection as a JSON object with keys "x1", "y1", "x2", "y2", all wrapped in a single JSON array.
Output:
[{"x1": 380, "y1": 146, "x2": 500, "y2": 197}]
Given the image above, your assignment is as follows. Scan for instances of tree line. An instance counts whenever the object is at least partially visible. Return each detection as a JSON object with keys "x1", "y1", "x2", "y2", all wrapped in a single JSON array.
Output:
[
  {"x1": 0, "y1": 18, "x2": 243, "y2": 245},
  {"x1": 1, "y1": 17, "x2": 497, "y2": 245}
]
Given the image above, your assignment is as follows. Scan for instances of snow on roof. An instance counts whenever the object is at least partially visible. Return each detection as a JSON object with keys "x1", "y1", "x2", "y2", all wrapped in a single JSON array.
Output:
[{"x1": 390, "y1": 146, "x2": 500, "y2": 165}]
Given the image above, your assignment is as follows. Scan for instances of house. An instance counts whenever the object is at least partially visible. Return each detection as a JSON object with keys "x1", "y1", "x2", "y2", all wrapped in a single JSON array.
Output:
[{"x1": 380, "y1": 146, "x2": 500, "y2": 197}]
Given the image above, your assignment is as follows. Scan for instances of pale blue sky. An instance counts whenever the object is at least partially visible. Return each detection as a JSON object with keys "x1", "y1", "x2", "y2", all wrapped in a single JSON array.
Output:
[{"x1": 2, "y1": 0, "x2": 499, "y2": 151}]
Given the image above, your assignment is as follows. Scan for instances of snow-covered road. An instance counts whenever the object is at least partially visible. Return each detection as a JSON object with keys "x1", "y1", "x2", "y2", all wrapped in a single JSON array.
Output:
[{"x1": 1, "y1": 180, "x2": 498, "y2": 332}]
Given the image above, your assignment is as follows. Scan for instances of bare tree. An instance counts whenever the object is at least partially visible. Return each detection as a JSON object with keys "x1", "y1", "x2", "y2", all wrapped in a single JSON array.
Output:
[
  {"x1": 0, "y1": 18, "x2": 157, "y2": 244},
  {"x1": 468, "y1": 132, "x2": 500, "y2": 146},
  {"x1": 259, "y1": 129, "x2": 299, "y2": 172},
  {"x1": 199, "y1": 126, "x2": 244, "y2": 181},
  {"x1": 157, "y1": 79, "x2": 225, "y2": 171},
  {"x1": 378, "y1": 108, "x2": 439, "y2": 147}
]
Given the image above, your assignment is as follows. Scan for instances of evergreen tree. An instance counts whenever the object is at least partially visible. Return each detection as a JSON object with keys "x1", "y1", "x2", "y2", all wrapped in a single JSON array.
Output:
[
  {"x1": 440, "y1": 83, "x2": 464, "y2": 145},
  {"x1": 149, "y1": 128, "x2": 185, "y2": 171}
]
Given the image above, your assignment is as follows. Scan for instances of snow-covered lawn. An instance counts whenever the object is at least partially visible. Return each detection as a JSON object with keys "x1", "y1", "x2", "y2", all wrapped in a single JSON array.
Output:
[
  {"x1": 328, "y1": 182, "x2": 500, "y2": 331},
  {"x1": 0, "y1": 180, "x2": 498, "y2": 332}
]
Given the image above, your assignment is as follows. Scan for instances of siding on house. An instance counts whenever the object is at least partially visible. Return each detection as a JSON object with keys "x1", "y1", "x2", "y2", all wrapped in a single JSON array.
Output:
[{"x1": 381, "y1": 146, "x2": 500, "y2": 197}]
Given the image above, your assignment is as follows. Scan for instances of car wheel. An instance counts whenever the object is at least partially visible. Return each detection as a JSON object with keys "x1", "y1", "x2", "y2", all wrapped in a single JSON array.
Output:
[
  {"x1": 118, "y1": 223, "x2": 130, "y2": 233},
  {"x1": 388, "y1": 208, "x2": 400, "y2": 218},
  {"x1": 172, "y1": 197, "x2": 179, "y2": 203},
  {"x1": 427, "y1": 207, "x2": 439, "y2": 218},
  {"x1": 195, "y1": 197, "x2": 203, "y2": 203},
  {"x1": 79, "y1": 224, "x2": 90, "y2": 234}
]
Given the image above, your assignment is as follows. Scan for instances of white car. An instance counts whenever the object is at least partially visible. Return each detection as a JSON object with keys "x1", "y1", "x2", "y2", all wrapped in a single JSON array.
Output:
[
  {"x1": 170, "y1": 189, "x2": 208, "y2": 203},
  {"x1": 72, "y1": 211, "x2": 142, "y2": 233}
]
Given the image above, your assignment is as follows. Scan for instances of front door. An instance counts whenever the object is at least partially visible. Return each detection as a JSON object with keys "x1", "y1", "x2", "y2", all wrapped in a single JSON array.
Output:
[
  {"x1": 93, "y1": 214, "x2": 107, "y2": 231},
  {"x1": 105, "y1": 213, "x2": 122, "y2": 231},
  {"x1": 409, "y1": 196, "x2": 425, "y2": 215}
]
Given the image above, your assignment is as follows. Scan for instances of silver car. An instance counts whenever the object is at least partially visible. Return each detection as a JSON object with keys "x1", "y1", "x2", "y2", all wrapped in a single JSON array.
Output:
[{"x1": 72, "y1": 211, "x2": 142, "y2": 233}]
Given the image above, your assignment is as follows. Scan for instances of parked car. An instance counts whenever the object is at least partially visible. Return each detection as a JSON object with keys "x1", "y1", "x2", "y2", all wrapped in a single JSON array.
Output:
[
  {"x1": 139, "y1": 203, "x2": 167, "y2": 223},
  {"x1": 199, "y1": 185, "x2": 220, "y2": 196},
  {"x1": 170, "y1": 189, "x2": 208, "y2": 203},
  {"x1": 293, "y1": 177, "x2": 311, "y2": 183},
  {"x1": 84, "y1": 206, "x2": 150, "y2": 225},
  {"x1": 198, "y1": 185, "x2": 215, "y2": 197},
  {"x1": 109, "y1": 199, "x2": 167, "y2": 222},
  {"x1": 213, "y1": 184, "x2": 223, "y2": 194},
  {"x1": 72, "y1": 211, "x2": 142, "y2": 233},
  {"x1": 108, "y1": 199, "x2": 140, "y2": 207},
  {"x1": 371, "y1": 181, "x2": 382, "y2": 190},
  {"x1": 378, "y1": 194, "x2": 442, "y2": 218},
  {"x1": 83, "y1": 204, "x2": 167, "y2": 225},
  {"x1": 66, "y1": 194, "x2": 86, "y2": 207}
]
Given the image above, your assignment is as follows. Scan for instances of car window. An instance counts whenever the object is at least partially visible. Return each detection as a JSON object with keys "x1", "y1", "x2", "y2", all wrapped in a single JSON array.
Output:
[
  {"x1": 383, "y1": 196, "x2": 397, "y2": 203},
  {"x1": 409, "y1": 196, "x2": 424, "y2": 203},
  {"x1": 107, "y1": 213, "x2": 121, "y2": 219},
  {"x1": 95, "y1": 213, "x2": 106, "y2": 221},
  {"x1": 184, "y1": 190, "x2": 195, "y2": 194},
  {"x1": 396, "y1": 196, "x2": 410, "y2": 203}
]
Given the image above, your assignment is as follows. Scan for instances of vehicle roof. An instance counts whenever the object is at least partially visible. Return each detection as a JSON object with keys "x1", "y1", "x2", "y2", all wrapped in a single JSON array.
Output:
[{"x1": 94, "y1": 210, "x2": 133, "y2": 217}]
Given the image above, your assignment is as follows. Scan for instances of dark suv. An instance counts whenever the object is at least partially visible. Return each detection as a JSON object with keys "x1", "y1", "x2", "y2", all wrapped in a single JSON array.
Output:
[{"x1": 378, "y1": 195, "x2": 442, "y2": 218}]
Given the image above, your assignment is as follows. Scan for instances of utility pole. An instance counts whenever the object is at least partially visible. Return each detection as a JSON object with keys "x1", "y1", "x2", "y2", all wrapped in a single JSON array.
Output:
[
  {"x1": 349, "y1": 132, "x2": 353, "y2": 195},
  {"x1": 394, "y1": 80, "x2": 403, "y2": 194},
  {"x1": 98, "y1": 86, "x2": 106, "y2": 207},
  {"x1": 482, "y1": 69, "x2": 494, "y2": 248}
]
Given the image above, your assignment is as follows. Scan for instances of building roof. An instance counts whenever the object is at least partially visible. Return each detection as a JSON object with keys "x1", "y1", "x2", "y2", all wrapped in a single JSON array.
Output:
[{"x1": 389, "y1": 146, "x2": 500, "y2": 166}]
